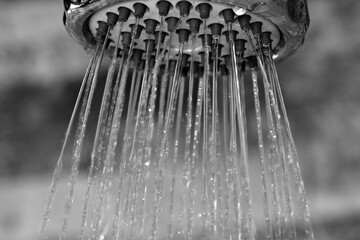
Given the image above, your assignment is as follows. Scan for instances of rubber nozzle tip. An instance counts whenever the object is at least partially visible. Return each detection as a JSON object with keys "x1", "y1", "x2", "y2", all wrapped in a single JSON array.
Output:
[
  {"x1": 187, "y1": 18, "x2": 202, "y2": 34},
  {"x1": 166, "y1": 17, "x2": 180, "y2": 32},
  {"x1": 144, "y1": 19, "x2": 159, "y2": 34},
  {"x1": 209, "y1": 23, "x2": 224, "y2": 37},
  {"x1": 121, "y1": 32, "x2": 132, "y2": 49},
  {"x1": 260, "y1": 31, "x2": 272, "y2": 46},
  {"x1": 118, "y1": 7, "x2": 132, "y2": 22},
  {"x1": 133, "y1": 3, "x2": 148, "y2": 18},
  {"x1": 250, "y1": 22, "x2": 263, "y2": 37},
  {"x1": 106, "y1": 12, "x2": 119, "y2": 27},
  {"x1": 177, "y1": 1, "x2": 192, "y2": 17},
  {"x1": 238, "y1": 14, "x2": 251, "y2": 30},
  {"x1": 220, "y1": 9, "x2": 235, "y2": 23},
  {"x1": 235, "y1": 39, "x2": 246, "y2": 53},
  {"x1": 96, "y1": 21, "x2": 109, "y2": 38},
  {"x1": 157, "y1": 0, "x2": 172, "y2": 16},
  {"x1": 177, "y1": 29, "x2": 190, "y2": 43},
  {"x1": 196, "y1": 3, "x2": 212, "y2": 20}
]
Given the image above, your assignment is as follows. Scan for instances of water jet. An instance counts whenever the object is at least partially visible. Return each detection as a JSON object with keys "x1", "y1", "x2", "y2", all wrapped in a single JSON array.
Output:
[{"x1": 42, "y1": 0, "x2": 314, "y2": 239}]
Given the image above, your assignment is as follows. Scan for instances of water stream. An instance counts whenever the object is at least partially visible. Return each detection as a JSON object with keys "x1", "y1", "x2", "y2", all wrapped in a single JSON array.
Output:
[{"x1": 42, "y1": 10, "x2": 314, "y2": 240}]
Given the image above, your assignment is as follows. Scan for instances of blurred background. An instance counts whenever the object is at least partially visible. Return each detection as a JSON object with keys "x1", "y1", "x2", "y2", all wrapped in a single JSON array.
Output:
[{"x1": 0, "y1": 0, "x2": 360, "y2": 239}]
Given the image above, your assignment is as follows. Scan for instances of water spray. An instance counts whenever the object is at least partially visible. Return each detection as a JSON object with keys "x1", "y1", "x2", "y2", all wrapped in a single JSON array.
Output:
[{"x1": 42, "y1": 0, "x2": 313, "y2": 239}]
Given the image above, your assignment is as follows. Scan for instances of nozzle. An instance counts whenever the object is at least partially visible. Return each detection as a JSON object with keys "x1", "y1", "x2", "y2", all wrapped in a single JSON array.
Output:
[
  {"x1": 235, "y1": 39, "x2": 247, "y2": 54},
  {"x1": 196, "y1": 3, "x2": 212, "y2": 20},
  {"x1": 118, "y1": 7, "x2": 132, "y2": 22},
  {"x1": 121, "y1": 32, "x2": 132, "y2": 50},
  {"x1": 156, "y1": 0, "x2": 172, "y2": 16},
  {"x1": 165, "y1": 17, "x2": 180, "y2": 32},
  {"x1": 176, "y1": 1, "x2": 192, "y2": 17},
  {"x1": 96, "y1": 21, "x2": 109, "y2": 38},
  {"x1": 209, "y1": 23, "x2": 224, "y2": 37},
  {"x1": 250, "y1": 22, "x2": 263, "y2": 37},
  {"x1": 187, "y1": 18, "x2": 202, "y2": 34},
  {"x1": 144, "y1": 19, "x2": 159, "y2": 35},
  {"x1": 220, "y1": 8, "x2": 235, "y2": 23},
  {"x1": 238, "y1": 14, "x2": 251, "y2": 30},
  {"x1": 261, "y1": 32, "x2": 272, "y2": 46},
  {"x1": 176, "y1": 29, "x2": 190, "y2": 43},
  {"x1": 133, "y1": 3, "x2": 148, "y2": 19},
  {"x1": 106, "y1": 12, "x2": 119, "y2": 27}
]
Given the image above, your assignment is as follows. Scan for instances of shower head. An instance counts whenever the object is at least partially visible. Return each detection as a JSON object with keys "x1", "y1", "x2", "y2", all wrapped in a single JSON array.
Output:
[{"x1": 63, "y1": 0, "x2": 309, "y2": 63}]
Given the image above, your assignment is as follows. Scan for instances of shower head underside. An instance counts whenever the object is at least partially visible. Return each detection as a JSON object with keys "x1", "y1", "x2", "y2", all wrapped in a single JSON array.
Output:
[{"x1": 63, "y1": 0, "x2": 309, "y2": 64}]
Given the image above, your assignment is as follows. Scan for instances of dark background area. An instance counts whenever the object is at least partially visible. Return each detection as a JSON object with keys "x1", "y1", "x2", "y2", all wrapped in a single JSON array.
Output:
[{"x1": 1, "y1": 0, "x2": 360, "y2": 239}]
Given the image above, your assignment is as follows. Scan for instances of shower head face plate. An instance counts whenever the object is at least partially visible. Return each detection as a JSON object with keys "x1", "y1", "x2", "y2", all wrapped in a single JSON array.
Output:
[
  {"x1": 63, "y1": 0, "x2": 309, "y2": 61},
  {"x1": 87, "y1": 1, "x2": 280, "y2": 62}
]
